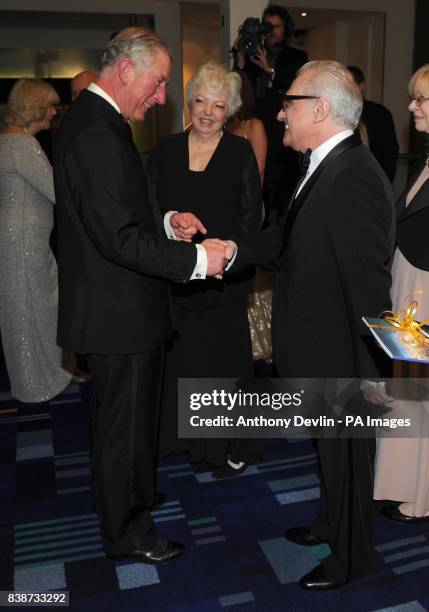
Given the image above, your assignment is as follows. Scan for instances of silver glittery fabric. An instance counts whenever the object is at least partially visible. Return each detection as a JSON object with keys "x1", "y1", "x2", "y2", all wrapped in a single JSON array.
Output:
[
  {"x1": 247, "y1": 268, "x2": 273, "y2": 362},
  {"x1": 0, "y1": 133, "x2": 72, "y2": 402}
]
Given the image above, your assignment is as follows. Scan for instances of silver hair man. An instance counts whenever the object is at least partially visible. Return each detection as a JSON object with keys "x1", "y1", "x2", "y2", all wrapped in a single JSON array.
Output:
[
  {"x1": 298, "y1": 60, "x2": 362, "y2": 129},
  {"x1": 101, "y1": 27, "x2": 172, "y2": 75}
]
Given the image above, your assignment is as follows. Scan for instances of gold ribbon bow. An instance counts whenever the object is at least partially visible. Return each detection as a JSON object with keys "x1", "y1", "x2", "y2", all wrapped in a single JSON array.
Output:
[{"x1": 378, "y1": 293, "x2": 429, "y2": 358}]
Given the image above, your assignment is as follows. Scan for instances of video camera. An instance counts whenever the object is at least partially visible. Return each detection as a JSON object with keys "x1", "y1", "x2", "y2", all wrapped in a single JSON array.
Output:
[{"x1": 237, "y1": 17, "x2": 273, "y2": 56}]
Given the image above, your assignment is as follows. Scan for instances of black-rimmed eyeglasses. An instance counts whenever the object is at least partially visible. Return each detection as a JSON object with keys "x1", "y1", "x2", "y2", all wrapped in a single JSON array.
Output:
[
  {"x1": 281, "y1": 94, "x2": 320, "y2": 111},
  {"x1": 409, "y1": 95, "x2": 429, "y2": 108}
]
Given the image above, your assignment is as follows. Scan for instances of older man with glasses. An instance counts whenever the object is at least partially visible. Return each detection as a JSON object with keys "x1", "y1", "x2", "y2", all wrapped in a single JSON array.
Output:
[{"x1": 234, "y1": 60, "x2": 395, "y2": 590}]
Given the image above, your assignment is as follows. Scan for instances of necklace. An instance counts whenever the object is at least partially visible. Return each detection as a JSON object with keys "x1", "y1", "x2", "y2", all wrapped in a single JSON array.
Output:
[{"x1": 426, "y1": 152, "x2": 429, "y2": 167}]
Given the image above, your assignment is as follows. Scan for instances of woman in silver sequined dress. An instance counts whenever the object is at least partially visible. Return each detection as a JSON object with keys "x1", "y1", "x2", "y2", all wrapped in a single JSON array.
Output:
[{"x1": 0, "y1": 78, "x2": 72, "y2": 402}]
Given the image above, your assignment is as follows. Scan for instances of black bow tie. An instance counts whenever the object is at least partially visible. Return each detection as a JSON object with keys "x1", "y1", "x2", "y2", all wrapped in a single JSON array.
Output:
[{"x1": 299, "y1": 148, "x2": 312, "y2": 174}]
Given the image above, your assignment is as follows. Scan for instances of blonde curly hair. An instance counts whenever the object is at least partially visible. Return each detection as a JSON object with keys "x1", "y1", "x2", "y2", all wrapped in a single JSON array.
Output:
[{"x1": 5, "y1": 78, "x2": 59, "y2": 128}]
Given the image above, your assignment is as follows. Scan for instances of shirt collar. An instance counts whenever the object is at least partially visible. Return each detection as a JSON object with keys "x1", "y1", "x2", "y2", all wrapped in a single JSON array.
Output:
[
  {"x1": 87, "y1": 82, "x2": 121, "y2": 114},
  {"x1": 307, "y1": 129, "x2": 353, "y2": 176}
]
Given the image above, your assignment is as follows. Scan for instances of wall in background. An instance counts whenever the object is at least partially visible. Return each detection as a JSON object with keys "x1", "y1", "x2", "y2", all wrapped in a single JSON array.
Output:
[
  {"x1": 228, "y1": 0, "x2": 415, "y2": 152},
  {"x1": 181, "y1": 2, "x2": 221, "y2": 126}
]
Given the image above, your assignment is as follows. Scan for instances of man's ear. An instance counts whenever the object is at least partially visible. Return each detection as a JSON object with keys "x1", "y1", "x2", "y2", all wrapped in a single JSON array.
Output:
[
  {"x1": 117, "y1": 59, "x2": 134, "y2": 86},
  {"x1": 313, "y1": 97, "x2": 330, "y2": 123}
]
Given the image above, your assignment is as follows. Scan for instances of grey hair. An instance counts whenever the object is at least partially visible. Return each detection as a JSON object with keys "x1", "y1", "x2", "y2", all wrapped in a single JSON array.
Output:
[
  {"x1": 185, "y1": 61, "x2": 242, "y2": 118},
  {"x1": 101, "y1": 27, "x2": 172, "y2": 74},
  {"x1": 298, "y1": 60, "x2": 362, "y2": 129}
]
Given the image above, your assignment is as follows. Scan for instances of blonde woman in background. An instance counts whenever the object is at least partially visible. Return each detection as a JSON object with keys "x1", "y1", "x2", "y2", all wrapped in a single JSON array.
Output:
[
  {"x1": 0, "y1": 78, "x2": 72, "y2": 402},
  {"x1": 374, "y1": 65, "x2": 429, "y2": 522}
]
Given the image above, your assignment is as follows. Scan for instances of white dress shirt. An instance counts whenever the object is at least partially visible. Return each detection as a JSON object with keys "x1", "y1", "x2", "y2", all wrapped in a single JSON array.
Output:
[
  {"x1": 87, "y1": 83, "x2": 208, "y2": 279},
  {"x1": 296, "y1": 129, "x2": 354, "y2": 197}
]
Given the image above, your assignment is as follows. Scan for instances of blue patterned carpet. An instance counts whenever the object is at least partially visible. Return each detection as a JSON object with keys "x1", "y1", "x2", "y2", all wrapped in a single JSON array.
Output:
[{"x1": 1, "y1": 357, "x2": 429, "y2": 611}]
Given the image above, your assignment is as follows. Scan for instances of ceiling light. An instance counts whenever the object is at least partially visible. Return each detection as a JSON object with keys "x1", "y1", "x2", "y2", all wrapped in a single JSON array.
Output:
[{"x1": 301, "y1": 12, "x2": 308, "y2": 17}]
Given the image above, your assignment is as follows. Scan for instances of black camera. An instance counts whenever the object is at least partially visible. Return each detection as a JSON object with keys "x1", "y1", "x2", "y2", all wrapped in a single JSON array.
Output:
[{"x1": 237, "y1": 17, "x2": 273, "y2": 56}]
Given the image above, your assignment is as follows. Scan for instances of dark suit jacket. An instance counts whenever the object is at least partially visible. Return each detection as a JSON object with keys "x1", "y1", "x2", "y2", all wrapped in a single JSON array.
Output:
[
  {"x1": 237, "y1": 135, "x2": 395, "y2": 378},
  {"x1": 361, "y1": 99, "x2": 399, "y2": 182},
  {"x1": 53, "y1": 90, "x2": 196, "y2": 354},
  {"x1": 395, "y1": 159, "x2": 429, "y2": 271}
]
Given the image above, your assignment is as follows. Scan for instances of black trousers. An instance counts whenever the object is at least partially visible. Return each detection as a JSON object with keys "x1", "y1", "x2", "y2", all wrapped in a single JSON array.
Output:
[
  {"x1": 86, "y1": 348, "x2": 164, "y2": 555},
  {"x1": 310, "y1": 437, "x2": 376, "y2": 582}
]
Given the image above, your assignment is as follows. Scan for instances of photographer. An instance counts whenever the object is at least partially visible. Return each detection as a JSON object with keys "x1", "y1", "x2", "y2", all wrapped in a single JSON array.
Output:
[{"x1": 233, "y1": 5, "x2": 307, "y2": 220}]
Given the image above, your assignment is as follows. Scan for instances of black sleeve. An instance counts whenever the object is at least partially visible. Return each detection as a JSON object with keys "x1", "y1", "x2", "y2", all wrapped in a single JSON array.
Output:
[
  {"x1": 65, "y1": 127, "x2": 196, "y2": 282},
  {"x1": 232, "y1": 142, "x2": 264, "y2": 238},
  {"x1": 228, "y1": 142, "x2": 282, "y2": 271},
  {"x1": 146, "y1": 140, "x2": 162, "y2": 205},
  {"x1": 327, "y1": 169, "x2": 394, "y2": 377}
]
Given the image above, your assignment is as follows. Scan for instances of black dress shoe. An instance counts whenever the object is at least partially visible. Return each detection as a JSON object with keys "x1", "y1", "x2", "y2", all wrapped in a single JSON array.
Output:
[
  {"x1": 212, "y1": 462, "x2": 249, "y2": 479},
  {"x1": 284, "y1": 526, "x2": 326, "y2": 546},
  {"x1": 108, "y1": 539, "x2": 184, "y2": 565},
  {"x1": 299, "y1": 564, "x2": 345, "y2": 591},
  {"x1": 382, "y1": 505, "x2": 429, "y2": 523},
  {"x1": 151, "y1": 491, "x2": 167, "y2": 509}
]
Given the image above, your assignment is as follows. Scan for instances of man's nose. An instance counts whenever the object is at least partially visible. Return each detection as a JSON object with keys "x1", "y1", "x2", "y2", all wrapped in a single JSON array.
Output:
[{"x1": 156, "y1": 83, "x2": 167, "y2": 106}]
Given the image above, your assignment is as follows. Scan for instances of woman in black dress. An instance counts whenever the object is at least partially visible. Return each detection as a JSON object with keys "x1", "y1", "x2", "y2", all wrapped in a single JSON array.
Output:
[{"x1": 148, "y1": 61, "x2": 263, "y2": 476}]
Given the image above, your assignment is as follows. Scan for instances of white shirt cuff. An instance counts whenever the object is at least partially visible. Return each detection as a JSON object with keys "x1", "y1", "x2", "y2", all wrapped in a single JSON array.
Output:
[
  {"x1": 224, "y1": 241, "x2": 238, "y2": 271},
  {"x1": 164, "y1": 211, "x2": 178, "y2": 240},
  {"x1": 191, "y1": 244, "x2": 208, "y2": 279},
  {"x1": 363, "y1": 379, "x2": 386, "y2": 388},
  {"x1": 166, "y1": 212, "x2": 206, "y2": 279}
]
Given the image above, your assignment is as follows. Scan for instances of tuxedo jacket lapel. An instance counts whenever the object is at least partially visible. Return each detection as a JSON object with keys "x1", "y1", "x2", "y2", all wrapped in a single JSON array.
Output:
[
  {"x1": 280, "y1": 134, "x2": 361, "y2": 254},
  {"x1": 293, "y1": 134, "x2": 361, "y2": 211}
]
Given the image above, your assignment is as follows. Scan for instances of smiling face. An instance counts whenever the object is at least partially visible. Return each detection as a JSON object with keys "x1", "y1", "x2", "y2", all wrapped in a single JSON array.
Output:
[
  {"x1": 190, "y1": 84, "x2": 229, "y2": 139},
  {"x1": 119, "y1": 49, "x2": 171, "y2": 122},
  {"x1": 277, "y1": 72, "x2": 317, "y2": 152}
]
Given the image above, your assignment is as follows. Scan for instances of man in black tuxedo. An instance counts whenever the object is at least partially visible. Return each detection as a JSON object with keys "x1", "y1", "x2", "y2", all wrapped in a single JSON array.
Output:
[
  {"x1": 236, "y1": 60, "x2": 394, "y2": 589},
  {"x1": 54, "y1": 27, "x2": 230, "y2": 564},
  {"x1": 348, "y1": 65, "x2": 399, "y2": 182}
]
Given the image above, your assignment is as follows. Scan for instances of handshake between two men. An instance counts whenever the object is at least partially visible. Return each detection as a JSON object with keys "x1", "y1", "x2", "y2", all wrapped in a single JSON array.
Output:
[{"x1": 170, "y1": 211, "x2": 237, "y2": 277}]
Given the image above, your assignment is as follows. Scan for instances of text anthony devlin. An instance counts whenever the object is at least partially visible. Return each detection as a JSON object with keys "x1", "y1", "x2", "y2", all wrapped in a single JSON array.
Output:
[{"x1": 235, "y1": 416, "x2": 336, "y2": 428}]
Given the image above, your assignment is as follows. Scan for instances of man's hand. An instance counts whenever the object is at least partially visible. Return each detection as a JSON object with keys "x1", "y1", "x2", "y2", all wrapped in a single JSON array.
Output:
[
  {"x1": 360, "y1": 380, "x2": 394, "y2": 406},
  {"x1": 250, "y1": 45, "x2": 270, "y2": 72},
  {"x1": 170, "y1": 212, "x2": 207, "y2": 242},
  {"x1": 202, "y1": 238, "x2": 236, "y2": 277},
  {"x1": 213, "y1": 240, "x2": 237, "y2": 278}
]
